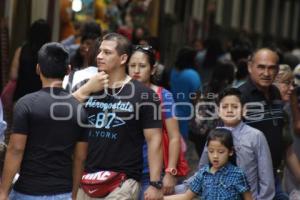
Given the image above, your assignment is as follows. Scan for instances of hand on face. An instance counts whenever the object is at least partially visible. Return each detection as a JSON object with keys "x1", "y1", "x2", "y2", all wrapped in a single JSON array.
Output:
[{"x1": 83, "y1": 71, "x2": 109, "y2": 94}]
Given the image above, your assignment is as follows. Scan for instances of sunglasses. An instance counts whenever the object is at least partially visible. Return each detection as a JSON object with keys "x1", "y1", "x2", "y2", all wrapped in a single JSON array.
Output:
[{"x1": 133, "y1": 45, "x2": 154, "y2": 54}]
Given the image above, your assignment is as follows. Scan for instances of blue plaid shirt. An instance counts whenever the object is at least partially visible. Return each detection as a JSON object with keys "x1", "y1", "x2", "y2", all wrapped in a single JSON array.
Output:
[{"x1": 189, "y1": 163, "x2": 250, "y2": 200}]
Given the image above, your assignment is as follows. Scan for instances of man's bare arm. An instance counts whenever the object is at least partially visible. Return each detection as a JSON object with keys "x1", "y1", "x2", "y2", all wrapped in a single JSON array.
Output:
[
  {"x1": 144, "y1": 128, "x2": 163, "y2": 200},
  {"x1": 0, "y1": 134, "x2": 27, "y2": 198},
  {"x1": 72, "y1": 141, "x2": 88, "y2": 200}
]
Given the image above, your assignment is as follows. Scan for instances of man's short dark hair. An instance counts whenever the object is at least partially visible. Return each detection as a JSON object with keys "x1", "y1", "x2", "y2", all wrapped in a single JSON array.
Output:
[
  {"x1": 38, "y1": 42, "x2": 69, "y2": 79},
  {"x1": 175, "y1": 47, "x2": 197, "y2": 70},
  {"x1": 230, "y1": 37, "x2": 252, "y2": 63},
  {"x1": 217, "y1": 87, "x2": 243, "y2": 106},
  {"x1": 102, "y1": 32, "x2": 132, "y2": 57},
  {"x1": 81, "y1": 21, "x2": 102, "y2": 42}
]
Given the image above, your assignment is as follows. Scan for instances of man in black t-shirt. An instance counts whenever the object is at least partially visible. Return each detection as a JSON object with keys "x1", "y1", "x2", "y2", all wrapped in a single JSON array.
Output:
[
  {"x1": 0, "y1": 43, "x2": 88, "y2": 200},
  {"x1": 73, "y1": 33, "x2": 163, "y2": 200},
  {"x1": 238, "y1": 48, "x2": 288, "y2": 200}
]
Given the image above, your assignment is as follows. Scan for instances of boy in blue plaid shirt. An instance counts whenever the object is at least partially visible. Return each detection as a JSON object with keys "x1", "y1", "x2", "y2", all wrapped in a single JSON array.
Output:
[{"x1": 165, "y1": 128, "x2": 252, "y2": 200}]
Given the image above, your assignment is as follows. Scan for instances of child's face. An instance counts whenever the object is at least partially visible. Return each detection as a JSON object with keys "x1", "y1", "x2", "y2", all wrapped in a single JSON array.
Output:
[
  {"x1": 207, "y1": 139, "x2": 233, "y2": 173},
  {"x1": 218, "y1": 95, "x2": 242, "y2": 127}
]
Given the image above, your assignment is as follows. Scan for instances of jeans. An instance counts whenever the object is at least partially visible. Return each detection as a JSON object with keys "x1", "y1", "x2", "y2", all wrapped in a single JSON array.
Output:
[
  {"x1": 274, "y1": 175, "x2": 289, "y2": 200},
  {"x1": 138, "y1": 174, "x2": 150, "y2": 200},
  {"x1": 9, "y1": 190, "x2": 72, "y2": 200}
]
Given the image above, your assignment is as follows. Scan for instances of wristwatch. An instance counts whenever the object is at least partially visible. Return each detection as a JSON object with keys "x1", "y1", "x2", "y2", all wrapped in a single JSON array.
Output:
[
  {"x1": 149, "y1": 181, "x2": 163, "y2": 189},
  {"x1": 165, "y1": 167, "x2": 178, "y2": 176}
]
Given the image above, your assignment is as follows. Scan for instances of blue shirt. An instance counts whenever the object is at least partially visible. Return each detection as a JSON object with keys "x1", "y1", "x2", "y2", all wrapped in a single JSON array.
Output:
[
  {"x1": 170, "y1": 68, "x2": 201, "y2": 138},
  {"x1": 189, "y1": 163, "x2": 249, "y2": 200}
]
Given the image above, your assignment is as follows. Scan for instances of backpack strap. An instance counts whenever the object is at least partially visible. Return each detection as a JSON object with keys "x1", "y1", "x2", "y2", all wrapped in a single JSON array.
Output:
[
  {"x1": 65, "y1": 70, "x2": 77, "y2": 92},
  {"x1": 156, "y1": 87, "x2": 167, "y2": 129}
]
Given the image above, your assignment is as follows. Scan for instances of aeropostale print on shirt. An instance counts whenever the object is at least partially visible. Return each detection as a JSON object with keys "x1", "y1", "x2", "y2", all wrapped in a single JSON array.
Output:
[
  {"x1": 86, "y1": 98, "x2": 133, "y2": 140},
  {"x1": 84, "y1": 80, "x2": 162, "y2": 181}
]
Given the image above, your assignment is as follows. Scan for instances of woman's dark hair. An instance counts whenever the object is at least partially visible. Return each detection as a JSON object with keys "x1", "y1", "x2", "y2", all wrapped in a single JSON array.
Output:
[
  {"x1": 230, "y1": 37, "x2": 253, "y2": 64},
  {"x1": 207, "y1": 61, "x2": 235, "y2": 94},
  {"x1": 81, "y1": 20, "x2": 102, "y2": 40},
  {"x1": 175, "y1": 47, "x2": 197, "y2": 70},
  {"x1": 207, "y1": 128, "x2": 237, "y2": 165},
  {"x1": 235, "y1": 59, "x2": 248, "y2": 81},
  {"x1": 202, "y1": 37, "x2": 224, "y2": 69},
  {"x1": 86, "y1": 38, "x2": 101, "y2": 67},
  {"x1": 132, "y1": 45, "x2": 156, "y2": 66},
  {"x1": 28, "y1": 19, "x2": 51, "y2": 53}
]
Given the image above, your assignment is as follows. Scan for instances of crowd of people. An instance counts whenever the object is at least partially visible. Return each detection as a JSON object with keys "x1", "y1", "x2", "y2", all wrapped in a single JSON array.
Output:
[{"x1": 0, "y1": 16, "x2": 300, "y2": 200}]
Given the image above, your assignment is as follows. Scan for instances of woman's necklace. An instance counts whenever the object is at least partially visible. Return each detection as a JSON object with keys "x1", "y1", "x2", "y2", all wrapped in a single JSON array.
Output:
[{"x1": 104, "y1": 75, "x2": 131, "y2": 98}]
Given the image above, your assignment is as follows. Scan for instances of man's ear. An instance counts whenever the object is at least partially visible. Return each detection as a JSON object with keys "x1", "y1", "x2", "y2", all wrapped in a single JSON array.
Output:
[
  {"x1": 120, "y1": 54, "x2": 128, "y2": 66},
  {"x1": 229, "y1": 149, "x2": 234, "y2": 156},
  {"x1": 36, "y1": 64, "x2": 41, "y2": 75},
  {"x1": 242, "y1": 105, "x2": 247, "y2": 118},
  {"x1": 247, "y1": 61, "x2": 252, "y2": 74}
]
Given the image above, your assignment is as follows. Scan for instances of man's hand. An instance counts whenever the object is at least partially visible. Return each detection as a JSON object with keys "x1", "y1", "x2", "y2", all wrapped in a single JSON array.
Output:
[
  {"x1": 162, "y1": 173, "x2": 177, "y2": 195},
  {"x1": 144, "y1": 186, "x2": 163, "y2": 200},
  {"x1": 72, "y1": 71, "x2": 109, "y2": 102},
  {"x1": 83, "y1": 71, "x2": 109, "y2": 93}
]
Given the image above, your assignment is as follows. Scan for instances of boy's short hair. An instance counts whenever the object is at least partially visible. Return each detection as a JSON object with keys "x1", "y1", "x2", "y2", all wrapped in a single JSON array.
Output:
[
  {"x1": 38, "y1": 42, "x2": 69, "y2": 79},
  {"x1": 217, "y1": 88, "x2": 243, "y2": 106}
]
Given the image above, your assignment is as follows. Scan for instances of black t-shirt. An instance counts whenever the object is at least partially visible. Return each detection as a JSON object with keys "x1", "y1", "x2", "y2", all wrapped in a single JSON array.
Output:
[
  {"x1": 297, "y1": 86, "x2": 300, "y2": 106},
  {"x1": 239, "y1": 78, "x2": 284, "y2": 170},
  {"x1": 84, "y1": 80, "x2": 162, "y2": 181},
  {"x1": 12, "y1": 87, "x2": 88, "y2": 195}
]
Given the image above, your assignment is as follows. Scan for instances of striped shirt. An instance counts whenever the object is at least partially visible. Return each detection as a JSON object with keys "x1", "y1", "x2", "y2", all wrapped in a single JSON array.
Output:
[{"x1": 238, "y1": 78, "x2": 284, "y2": 170}]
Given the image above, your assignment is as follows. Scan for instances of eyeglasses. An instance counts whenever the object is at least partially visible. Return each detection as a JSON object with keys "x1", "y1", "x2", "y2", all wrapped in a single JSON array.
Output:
[
  {"x1": 280, "y1": 80, "x2": 295, "y2": 86},
  {"x1": 133, "y1": 45, "x2": 154, "y2": 54}
]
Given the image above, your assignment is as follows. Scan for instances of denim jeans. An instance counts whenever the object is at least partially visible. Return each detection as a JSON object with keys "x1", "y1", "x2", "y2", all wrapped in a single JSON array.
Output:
[
  {"x1": 9, "y1": 190, "x2": 72, "y2": 200},
  {"x1": 274, "y1": 175, "x2": 289, "y2": 200},
  {"x1": 138, "y1": 174, "x2": 150, "y2": 200}
]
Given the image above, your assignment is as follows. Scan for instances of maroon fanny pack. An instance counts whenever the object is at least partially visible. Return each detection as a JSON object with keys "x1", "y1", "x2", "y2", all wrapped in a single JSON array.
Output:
[{"x1": 81, "y1": 171, "x2": 127, "y2": 198}]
